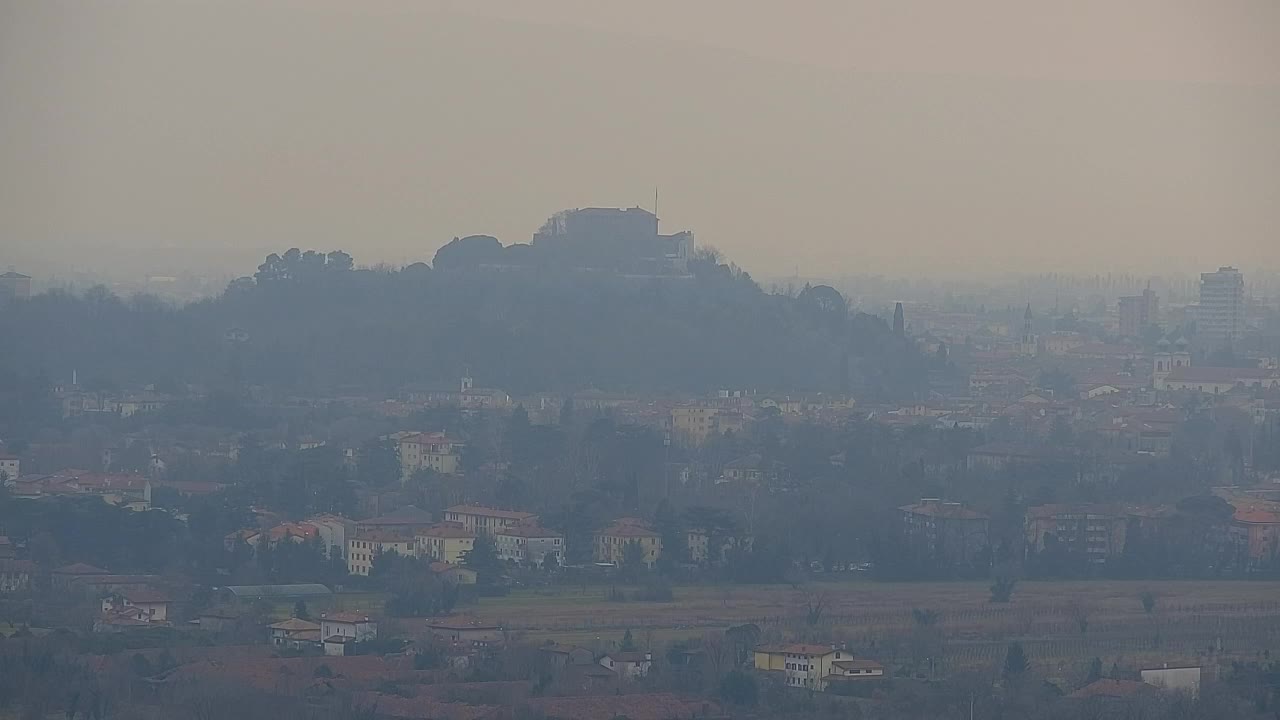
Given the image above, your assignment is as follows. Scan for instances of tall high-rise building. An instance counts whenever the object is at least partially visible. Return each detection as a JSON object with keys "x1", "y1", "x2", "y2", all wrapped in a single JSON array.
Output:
[
  {"x1": 1118, "y1": 287, "x2": 1158, "y2": 338},
  {"x1": 892, "y1": 302, "x2": 905, "y2": 337},
  {"x1": 1196, "y1": 267, "x2": 1244, "y2": 346}
]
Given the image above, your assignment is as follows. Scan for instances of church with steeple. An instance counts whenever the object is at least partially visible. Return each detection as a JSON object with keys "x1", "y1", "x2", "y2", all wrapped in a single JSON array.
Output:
[{"x1": 1018, "y1": 304, "x2": 1038, "y2": 357}]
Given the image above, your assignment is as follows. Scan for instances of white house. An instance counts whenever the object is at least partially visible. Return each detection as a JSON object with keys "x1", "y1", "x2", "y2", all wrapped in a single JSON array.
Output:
[
  {"x1": 1141, "y1": 665, "x2": 1201, "y2": 697},
  {"x1": 320, "y1": 612, "x2": 377, "y2": 656},
  {"x1": 0, "y1": 455, "x2": 19, "y2": 483},
  {"x1": 101, "y1": 588, "x2": 172, "y2": 623},
  {"x1": 599, "y1": 651, "x2": 652, "y2": 680}
]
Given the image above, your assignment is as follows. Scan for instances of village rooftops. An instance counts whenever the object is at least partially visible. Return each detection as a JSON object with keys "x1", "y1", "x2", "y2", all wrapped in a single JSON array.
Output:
[
  {"x1": 358, "y1": 505, "x2": 433, "y2": 526},
  {"x1": 756, "y1": 643, "x2": 843, "y2": 656},
  {"x1": 417, "y1": 523, "x2": 476, "y2": 538},
  {"x1": 599, "y1": 522, "x2": 660, "y2": 538},
  {"x1": 495, "y1": 524, "x2": 561, "y2": 538},
  {"x1": 444, "y1": 505, "x2": 537, "y2": 522},
  {"x1": 1027, "y1": 503, "x2": 1124, "y2": 519},
  {"x1": 1164, "y1": 367, "x2": 1279, "y2": 383}
]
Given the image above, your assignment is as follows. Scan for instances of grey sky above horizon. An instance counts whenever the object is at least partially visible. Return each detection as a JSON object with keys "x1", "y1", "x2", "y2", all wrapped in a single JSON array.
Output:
[{"x1": 2, "y1": 0, "x2": 1277, "y2": 279}]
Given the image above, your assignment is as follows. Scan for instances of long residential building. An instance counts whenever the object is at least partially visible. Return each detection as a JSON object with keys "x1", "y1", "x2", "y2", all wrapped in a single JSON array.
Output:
[
  {"x1": 1025, "y1": 504, "x2": 1127, "y2": 564},
  {"x1": 899, "y1": 498, "x2": 989, "y2": 566},
  {"x1": 442, "y1": 505, "x2": 538, "y2": 536}
]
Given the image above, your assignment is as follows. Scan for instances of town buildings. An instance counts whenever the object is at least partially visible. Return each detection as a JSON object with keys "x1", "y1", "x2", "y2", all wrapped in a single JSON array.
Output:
[
  {"x1": 1025, "y1": 505, "x2": 1128, "y2": 564},
  {"x1": 1194, "y1": 266, "x2": 1245, "y2": 347},
  {"x1": 1118, "y1": 288, "x2": 1159, "y2": 338},
  {"x1": 442, "y1": 505, "x2": 537, "y2": 536},
  {"x1": 0, "y1": 270, "x2": 31, "y2": 301},
  {"x1": 899, "y1": 499, "x2": 990, "y2": 566}
]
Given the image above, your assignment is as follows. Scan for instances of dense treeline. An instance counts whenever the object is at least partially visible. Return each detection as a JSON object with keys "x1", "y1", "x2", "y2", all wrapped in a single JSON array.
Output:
[{"x1": 0, "y1": 247, "x2": 924, "y2": 403}]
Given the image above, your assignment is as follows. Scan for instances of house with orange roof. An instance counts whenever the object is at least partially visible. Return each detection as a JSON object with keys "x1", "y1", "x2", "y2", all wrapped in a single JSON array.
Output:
[
  {"x1": 267, "y1": 522, "x2": 320, "y2": 546},
  {"x1": 1230, "y1": 506, "x2": 1280, "y2": 565},
  {"x1": 269, "y1": 617, "x2": 322, "y2": 649}
]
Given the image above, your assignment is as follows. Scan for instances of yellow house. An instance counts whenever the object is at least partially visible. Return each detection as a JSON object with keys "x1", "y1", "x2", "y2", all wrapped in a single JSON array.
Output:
[
  {"x1": 415, "y1": 523, "x2": 476, "y2": 565},
  {"x1": 594, "y1": 519, "x2": 662, "y2": 568},
  {"x1": 346, "y1": 530, "x2": 414, "y2": 576},
  {"x1": 397, "y1": 432, "x2": 465, "y2": 481},
  {"x1": 754, "y1": 644, "x2": 880, "y2": 691},
  {"x1": 671, "y1": 406, "x2": 719, "y2": 446}
]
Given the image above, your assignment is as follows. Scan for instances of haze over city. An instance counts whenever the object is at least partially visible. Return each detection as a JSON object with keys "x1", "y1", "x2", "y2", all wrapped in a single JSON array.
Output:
[
  {"x1": 6, "y1": 4, "x2": 1280, "y2": 720},
  {"x1": 2, "y1": 0, "x2": 1278, "y2": 281}
]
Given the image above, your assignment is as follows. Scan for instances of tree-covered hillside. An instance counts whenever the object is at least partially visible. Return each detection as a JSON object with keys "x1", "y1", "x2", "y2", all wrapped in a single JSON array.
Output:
[{"x1": 0, "y1": 248, "x2": 926, "y2": 399}]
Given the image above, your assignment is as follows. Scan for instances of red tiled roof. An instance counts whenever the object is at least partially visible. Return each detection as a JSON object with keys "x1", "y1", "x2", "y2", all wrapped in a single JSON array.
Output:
[
  {"x1": 444, "y1": 505, "x2": 536, "y2": 521},
  {"x1": 1234, "y1": 509, "x2": 1280, "y2": 524}
]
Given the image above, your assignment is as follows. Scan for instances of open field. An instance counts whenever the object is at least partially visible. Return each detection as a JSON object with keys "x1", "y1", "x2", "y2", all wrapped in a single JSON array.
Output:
[{"x1": 451, "y1": 579, "x2": 1280, "y2": 673}]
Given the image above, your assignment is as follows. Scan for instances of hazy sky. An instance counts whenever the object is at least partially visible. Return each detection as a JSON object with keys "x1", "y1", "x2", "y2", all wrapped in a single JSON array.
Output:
[{"x1": 2, "y1": 0, "x2": 1278, "y2": 279}]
